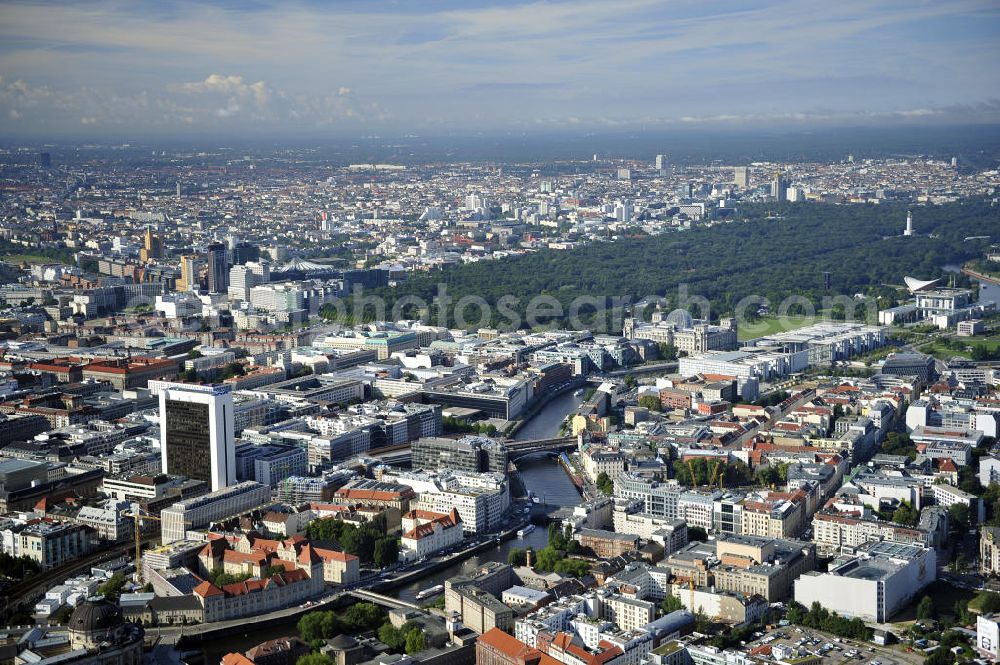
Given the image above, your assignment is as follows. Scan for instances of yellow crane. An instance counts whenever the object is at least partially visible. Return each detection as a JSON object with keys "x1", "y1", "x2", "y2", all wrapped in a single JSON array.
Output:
[
  {"x1": 685, "y1": 459, "x2": 699, "y2": 486},
  {"x1": 126, "y1": 510, "x2": 160, "y2": 584},
  {"x1": 126, "y1": 511, "x2": 190, "y2": 584},
  {"x1": 708, "y1": 460, "x2": 723, "y2": 490}
]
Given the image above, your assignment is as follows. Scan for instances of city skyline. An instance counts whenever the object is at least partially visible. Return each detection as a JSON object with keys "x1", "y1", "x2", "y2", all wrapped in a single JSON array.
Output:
[{"x1": 0, "y1": 0, "x2": 998, "y2": 139}]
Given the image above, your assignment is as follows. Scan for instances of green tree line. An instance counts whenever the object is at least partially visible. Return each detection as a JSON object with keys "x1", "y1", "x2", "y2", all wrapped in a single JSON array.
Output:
[{"x1": 367, "y1": 200, "x2": 995, "y2": 330}]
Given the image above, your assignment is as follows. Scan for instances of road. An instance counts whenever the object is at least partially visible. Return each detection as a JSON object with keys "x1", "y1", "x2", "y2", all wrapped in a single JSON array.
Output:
[
  {"x1": 597, "y1": 361, "x2": 678, "y2": 378},
  {"x1": 148, "y1": 588, "x2": 350, "y2": 643}
]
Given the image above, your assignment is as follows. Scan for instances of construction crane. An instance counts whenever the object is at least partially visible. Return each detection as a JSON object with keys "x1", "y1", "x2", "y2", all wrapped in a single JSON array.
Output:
[
  {"x1": 708, "y1": 460, "x2": 724, "y2": 490},
  {"x1": 685, "y1": 459, "x2": 699, "y2": 487},
  {"x1": 126, "y1": 510, "x2": 189, "y2": 584},
  {"x1": 126, "y1": 510, "x2": 160, "y2": 584}
]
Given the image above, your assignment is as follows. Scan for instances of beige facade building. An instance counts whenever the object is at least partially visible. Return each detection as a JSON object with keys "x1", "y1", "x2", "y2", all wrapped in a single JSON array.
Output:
[{"x1": 982, "y1": 526, "x2": 1000, "y2": 576}]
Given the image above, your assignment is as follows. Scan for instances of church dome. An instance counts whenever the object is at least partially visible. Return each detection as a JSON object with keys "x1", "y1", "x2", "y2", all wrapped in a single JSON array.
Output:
[{"x1": 68, "y1": 598, "x2": 124, "y2": 633}]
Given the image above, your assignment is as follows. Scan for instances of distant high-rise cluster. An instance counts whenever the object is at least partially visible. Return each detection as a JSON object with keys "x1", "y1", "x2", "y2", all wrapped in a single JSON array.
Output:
[{"x1": 140, "y1": 227, "x2": 163, "y2": 263}]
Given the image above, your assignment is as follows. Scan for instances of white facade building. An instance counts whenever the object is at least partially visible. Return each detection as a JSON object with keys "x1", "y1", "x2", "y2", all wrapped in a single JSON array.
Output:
[
  {"x1": 977, "y1": 614, "x2": 1000, "y2": 660},
  {"x1": 161, "y1": 481, "x2": 271, "y2": 543},
  {"x1": 159, "y1": 382, "x2": 236, "y2": 492},
  {"x1": 794, "y1": 540, "x2": 935, "y2": 622}
]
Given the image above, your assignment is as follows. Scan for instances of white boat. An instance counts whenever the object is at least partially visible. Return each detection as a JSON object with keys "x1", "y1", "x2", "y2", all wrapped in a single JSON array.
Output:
[
  {"x1": 574, "y1": 389, "x2": 584, "y2": 396},
  {"x1": 517, "y1": 524, "x2": 536, "y2": 538},
  {"x1": 415, "y1": 584, "x2": 444, "y2": 600}
]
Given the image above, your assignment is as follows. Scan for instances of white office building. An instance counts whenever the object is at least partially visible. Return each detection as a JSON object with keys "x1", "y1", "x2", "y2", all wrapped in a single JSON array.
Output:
[
  {"x1": 160, "y1": 481, "x2": 271, "y2": 543},
  {"x1": 794, "y1": 540, "x2": 935, "y2": 622},
  {"x1": 159, "y1": 382, "x2": 236, "y2": 492}
]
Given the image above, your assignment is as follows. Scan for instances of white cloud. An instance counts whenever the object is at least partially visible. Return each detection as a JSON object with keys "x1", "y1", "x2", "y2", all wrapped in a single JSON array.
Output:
[
  {"x1": 0, "y1": 0, "x2": 995, "y2": 135},
  {"x1": 175, "y1": 74, "x2": 271, "y2": 108}
]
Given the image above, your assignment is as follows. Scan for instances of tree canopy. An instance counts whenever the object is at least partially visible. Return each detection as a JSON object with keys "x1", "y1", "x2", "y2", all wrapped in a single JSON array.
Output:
[{"x1": 367, "y1": 200, "x2": 996, "y2": 331}]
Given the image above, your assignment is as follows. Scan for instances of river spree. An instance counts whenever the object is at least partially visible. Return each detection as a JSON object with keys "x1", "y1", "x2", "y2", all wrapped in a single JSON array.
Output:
[
  {"x1": 514, "y1": 389, "x2": 583, "y2": 440},
  {"x1": 198, "y1": 389, "x2": 586, "y2": 659},
  {"x1": 391, "y1": 390, "x2": 585, "y2": 604}
]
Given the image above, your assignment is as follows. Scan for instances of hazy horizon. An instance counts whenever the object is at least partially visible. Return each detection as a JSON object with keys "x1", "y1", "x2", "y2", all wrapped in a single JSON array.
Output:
[{"x1": 1, "y1": 0, "x2": 998, "y2": 141}]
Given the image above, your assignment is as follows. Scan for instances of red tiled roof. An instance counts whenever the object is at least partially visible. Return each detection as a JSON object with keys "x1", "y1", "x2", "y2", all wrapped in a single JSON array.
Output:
[
  {"x1": 221, "y1": 568, "x2": 310, "y2": 597},
  {"x1": 478, "y1": 628, "x2": 561, "y2": 665},
  {"x1": 222, "y1": 550, "x2": 268, "y2": 566},
  {"x1": 83, "y1": 357, "x2": 176, "y2": 374},
  {"x1": 298, "y1": 544, "x2": 321, "y2": 565},
  {"x1": 314, "y1": 547, "x2": 359, "y2": 563},
  {"x1": 194, "y1": 580, "x2": 224, "y2": 598},
  {"x1": 937, "y1": 458, "x2": 959, "y2": 473}
]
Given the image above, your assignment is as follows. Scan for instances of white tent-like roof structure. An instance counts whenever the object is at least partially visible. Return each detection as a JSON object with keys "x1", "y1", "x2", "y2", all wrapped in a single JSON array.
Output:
[{"x1": 903, "y1": 277, "x2": 941, "y2": 293}]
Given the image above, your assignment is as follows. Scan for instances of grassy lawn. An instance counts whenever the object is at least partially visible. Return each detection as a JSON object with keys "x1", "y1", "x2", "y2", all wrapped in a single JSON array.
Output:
[
  {"x1": 917, "y1": 333, "x2": 1000, "y2": 360},
  {"x1": 0, "y1": 253, "x2": 64, "y2": 265},
  {"x1": 972, "y1": 333, "x2": 1000, "y2": 352},
  {"x1": 919, "y1": 340, "x2": 972, "y2": 360},
  {"x1": 738, "y1": 315, "x2": 818, "y2": 340}
]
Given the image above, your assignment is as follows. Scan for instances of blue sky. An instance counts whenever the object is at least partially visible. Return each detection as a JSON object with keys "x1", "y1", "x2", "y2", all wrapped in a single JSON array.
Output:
[{"x1": 0, "y1": 0, "x2": 997, "y2": 138}]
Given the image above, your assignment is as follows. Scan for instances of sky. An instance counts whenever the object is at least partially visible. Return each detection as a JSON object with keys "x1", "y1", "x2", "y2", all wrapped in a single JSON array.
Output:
[{"x1": 0, "y1": 0, "x2": 998, "y2": 139}]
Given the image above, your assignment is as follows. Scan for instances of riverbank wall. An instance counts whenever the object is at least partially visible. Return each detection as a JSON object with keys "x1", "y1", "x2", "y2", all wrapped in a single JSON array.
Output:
[{"x1": 505, "y1": 377, "x2": 585, "y2": 439}]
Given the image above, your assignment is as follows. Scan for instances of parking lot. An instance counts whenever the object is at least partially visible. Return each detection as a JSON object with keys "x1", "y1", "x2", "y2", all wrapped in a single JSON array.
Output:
[{"x1": 748, "y1": 627, "x2": 926, "y2": 665}]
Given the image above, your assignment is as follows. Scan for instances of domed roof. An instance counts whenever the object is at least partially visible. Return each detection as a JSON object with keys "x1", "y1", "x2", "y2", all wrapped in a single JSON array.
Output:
[
  {"x1": 664, "y1": 308, "x2": 694, "y2": 329},
  {"x1": 68, "y1": 598, "x2": 123, "y2": 633},
  {"x1": 328, "y1": 633, "x2": 358, "y2": 650}
]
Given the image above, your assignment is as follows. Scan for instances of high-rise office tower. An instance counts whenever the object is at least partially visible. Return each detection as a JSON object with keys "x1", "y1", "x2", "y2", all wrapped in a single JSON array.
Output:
[
  {"x1": 904, "y1": 211, "x2": 914, "y2": 237},
  {"x1": 207, "y1": 243, "x2": 228, "y2": 293},
  {"x1": 733, "y1": 166, "x2": 750, "y2": 188},
  {"x1": 176, "y1": 181, "x2": 182, "y2": 198},
  {"x1": 227, "y1": 260, "x2": 270, "y2": 302},
  {"x1": 178, "y1": 254, "x2": 201, "y2": 292},
  {"x1": 232, "y1": 242, "x2": 261, "y2": 265},
  {"x1": 140, "y1": 227, "x2": 163, "y2": 262},
  {"x1": 655, "y1": 154, "x2": 667, "y2": 171},
  {"x1": 160, "y1": 383, "x2": 235, "y2": 492},
  {"x1": 38, "y1": 152, "x2": 51, "y2": 168},
  {"x1": 771, "y1": 171, "x2": 787, "y2": 201},
  {"x1": 614, "y1": 200, "x2": 632, "y2": 223}
]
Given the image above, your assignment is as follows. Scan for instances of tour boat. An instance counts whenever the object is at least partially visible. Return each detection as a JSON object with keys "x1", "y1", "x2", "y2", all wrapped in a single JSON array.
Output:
[{"x1": 415, "y1": 584, "x2": 444, "y2": 600}]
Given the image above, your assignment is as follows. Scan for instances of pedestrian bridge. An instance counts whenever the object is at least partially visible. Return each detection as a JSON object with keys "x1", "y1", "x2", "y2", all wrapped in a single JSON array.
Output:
[
  {"x1": 503, "y1": 435, "x2": 578, "y2": 459},
  {"x1": 367, "y1": 436, "x2": 578, "y2": 463},
  {"x1": 348, "y1": 589, "x2": 423, "y2": 611}
]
